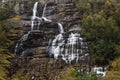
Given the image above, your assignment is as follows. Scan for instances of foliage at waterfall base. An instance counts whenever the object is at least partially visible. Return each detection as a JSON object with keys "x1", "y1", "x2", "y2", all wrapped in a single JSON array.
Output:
[
  {"x1": 76, "y1": 0, "x2": 120, "y2": 66},
  {"x1": 59, "y1": 57, "x2": 120, "y2": 80},
  {"x1": 59, "y1": 67, "x2": 97, "y2": 80},
  {"x1": 102, "y1": 57, "x2": 120, "y2": 80}
]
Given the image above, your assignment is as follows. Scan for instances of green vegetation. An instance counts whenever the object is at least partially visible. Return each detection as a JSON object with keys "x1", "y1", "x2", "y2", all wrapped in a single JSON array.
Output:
[
  {"x1": 0, "y1": 21, "x2": 14, "y2": 80},
  {"x1": 0, "y1": 0, "x2": 15, "y2": 20},
  {"x1": 0, "y1": 8, "x2": 10, "y2": 20},
  {"x1": 0, "y1": 0, "x2": 120, "y2": 80},
  {"x1": 76, "y1": 0, "x2": 120, "y2": 66},
  {"x1": 0, "y1": 19, "x2": 19, "y2": 80},
  {"x1": 60, "y1": 67, "x2": 97, "y2": 80},
  {"x1": 0, "y1": 2, "x2": 12, "y2": 79},
  {"x1": 0, "y1": 20, "x2": 18, "y2": 44},
  {"x1": 102, "y1": 57, "x2": 120, "y2": 80},
  {"x1": 0, "y1": 51, "x2": 14, "y2": 80}
]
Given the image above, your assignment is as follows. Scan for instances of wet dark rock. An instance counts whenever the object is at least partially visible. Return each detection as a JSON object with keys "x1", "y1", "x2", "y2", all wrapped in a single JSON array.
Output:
[
  {"x1": 8, "y1": 51, "x2": 67, "y2": 79},
  {"x1": 8, "y1": 1, "x2": 90, "y2": 80}
]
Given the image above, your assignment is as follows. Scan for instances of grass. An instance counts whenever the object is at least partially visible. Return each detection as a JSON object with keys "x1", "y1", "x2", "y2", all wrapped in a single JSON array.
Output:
[
  {"x1": 8, "y1": 16, "x2": 22, "y2": 21},
  {"x1": 0, "y1": 50, "x2": 14, "y2": 80}
]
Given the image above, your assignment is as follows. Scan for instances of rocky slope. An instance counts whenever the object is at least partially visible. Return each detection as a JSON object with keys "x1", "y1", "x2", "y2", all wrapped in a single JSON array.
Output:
[{"x1": 7, "y1": 0, "x2": 90, "y2": 80}]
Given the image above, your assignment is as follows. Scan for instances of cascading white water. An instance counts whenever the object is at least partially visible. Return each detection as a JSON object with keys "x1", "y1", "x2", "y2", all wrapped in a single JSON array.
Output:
[
  {"x1": 31, "y1": 2, "x2": 38, "y2": 30},
  {"x1": 31, "y1": 2, "x2": 51, "y2": 31},
  {"x1": 14, "y1": 43, "x2": 19, "y2": 55},
  {"x1": 14, "y1": 1, "x2": 89, "y2": 65},
  {"x1": 42, "y1": 3, "x2": 46, "y2": 17},
  {"x1": 50, "y1": 34, "x2": 64, "y2": 57},
  {"x1": 33, "y1": 2, "x2": 38, "y2": 18},
  {"x1": 49, "y1": 23, "x2": 64, "y2": 57},
  {"x1": 20, "y1": 31, "x2": 31, "y2": 41},
  {"x1": 14, "y1": 2, "x2": 50, "y2": 55},
  {"x1": 42, "y1": 4, "x2": 52, "y2": 22},
  {"x1": 58, "y1": 23, "x2": 64, "y2": 33},
  {"x1": 64, "y1": 33, "x2": 80, "y2": 63},
  {"x1": 31, "y1": 2, "x2": 42, "y2": 30},
  {"x1": 14, "y1": 31, "x2": 31, "y2": 54},
  {"x1": 49, "y1": 31, "x2": 89, "y2": 63}
]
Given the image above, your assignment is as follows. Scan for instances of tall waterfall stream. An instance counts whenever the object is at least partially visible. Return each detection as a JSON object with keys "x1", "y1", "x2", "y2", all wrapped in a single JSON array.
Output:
[{"x1": 14, "y1": 1, "x2": 90, "y2": 64}]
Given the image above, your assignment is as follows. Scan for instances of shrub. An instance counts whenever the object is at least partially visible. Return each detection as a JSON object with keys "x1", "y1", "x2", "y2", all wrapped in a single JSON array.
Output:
[
  {"x1": 59, "y1": 67, "x2": 98, "y2": 80},
  {"x1": 0, "y1": 8, "x2": 10, "y2": 20},
  {"x1": 102, "y1": 57, "x2": 120, "y2": 80}
]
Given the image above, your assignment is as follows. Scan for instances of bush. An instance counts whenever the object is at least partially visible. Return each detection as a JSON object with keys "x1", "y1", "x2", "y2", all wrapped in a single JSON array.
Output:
[
  {"x1": 76, "y1": 0, "x2": 120, "y2": 66},
  {"x1": 0, "y1": 8, "x2": 10, "y2": 20},
  {"x1": 102, "y1": 57, "x2": 120, "y2": 80},
  {"x1": 59, "y1": 67, "x2": 98, "y2": 80}
]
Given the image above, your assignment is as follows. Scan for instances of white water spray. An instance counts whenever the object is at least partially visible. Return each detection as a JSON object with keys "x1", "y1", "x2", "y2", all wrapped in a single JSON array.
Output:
[
  {"x1": 14, "y1": 1, "x2": 89, "y2": 65},
  {"x1": 58, "y1": 23, "x2": 64, "y2": 33},
  {"x1": 15, "y1": 2, "x2": 52, "y2": 55},
  {"x1": 49, "y1": 32, "x2": 89, "y2": 63},
  {"x1": 31, "y1": 2, "x2": 39, "y2": 30},
  {"x1": 31, "y1": 2, "x2": 44, "y2": 30}
]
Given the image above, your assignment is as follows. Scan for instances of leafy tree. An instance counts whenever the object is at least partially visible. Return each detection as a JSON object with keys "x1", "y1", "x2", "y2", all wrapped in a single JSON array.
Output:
[
  {"x1": 82, "y1": 13, "x2": 120, "y2": 65},
  {"x1": 76, "y1": 0, "x2": 91, "y2": 15}
]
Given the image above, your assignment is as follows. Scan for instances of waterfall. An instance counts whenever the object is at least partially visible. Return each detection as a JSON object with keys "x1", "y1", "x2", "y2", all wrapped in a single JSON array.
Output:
[
  {"x1": 63, "y1": 33, "x2": 81, "y2": 63},
  {"x1": 42, "y1": 4, "x2": 47, "y2": 17},
  {"x1": 31, "y1": 2, "x2": 38, "y2": 30},
  {"x1": 50, "y1": 34, "x2": 64, "y2": 55},
  {"x1": 14, "y1": 43, "x2": 19, "y2": 55},
  {"x1": 20, "y1": 31, "x2": 30, "y2": 41},
  {"x1": 31, "y1": 2, "x2": 51, "y2": 31},
  {"x1": 14, "y1": 1, "x2": 89, "y2": 65},
  {"x1": 33, "y1": 2, "x2": 38, "y2": 18},
  {"x1": 31, "y1": 2, "x2": 42, "y2": 30},
  {"x1": 48, "y1": 32, "x2": 89, "y2": 63},
  {"x1": 42, "y1": 4, "x2": 52, "y2": 22},
  {"x1": 49, "y1": 23, "x2": 64, "y2": 57},
  {"x1": 49, "y1": 23, "x2": 78, "y2": 63},
  {"x1": 58, "y1": 23, "x2": 64, "y2": 33},
  {"x1": 14, "y1": 31, "x2": 31, "y2": 54},
  {"x1": 14, "y1": 2, "x2": 49, "y2": 55}
]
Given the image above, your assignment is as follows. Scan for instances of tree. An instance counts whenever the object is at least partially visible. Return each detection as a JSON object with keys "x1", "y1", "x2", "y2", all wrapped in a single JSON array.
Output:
[
  {"x1": 76, "y1": 0, "x2": 91, "y2": 15},
  {"x1": 82, "y1": 13, "x2": 120, "y2": 66}
]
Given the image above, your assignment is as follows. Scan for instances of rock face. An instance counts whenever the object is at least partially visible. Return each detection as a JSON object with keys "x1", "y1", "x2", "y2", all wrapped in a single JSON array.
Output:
[
  {"x1": 8, "y1": 50, "x2": 67, "y2": 80},
  {"x1": 8, "y1": 0, "x2": 91, "y2": 80}
]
